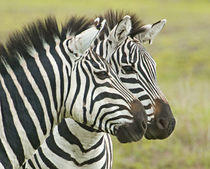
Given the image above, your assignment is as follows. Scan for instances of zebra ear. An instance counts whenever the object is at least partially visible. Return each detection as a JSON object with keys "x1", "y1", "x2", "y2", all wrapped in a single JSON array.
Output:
[
  {"x1": 135, "y1": 19, "x2": 166, "y2": 44},
  {"x1": 108, "y1": 15, "x2": 132, "y2": 44},
  {"x1": 67, "y1": 18, "x2": 106, "y2": 55}
]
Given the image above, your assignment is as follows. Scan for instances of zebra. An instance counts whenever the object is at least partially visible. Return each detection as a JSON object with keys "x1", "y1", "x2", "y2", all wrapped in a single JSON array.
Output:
[
  {"x1": 23, "y1": 11, "x2": 176, "y2": 169},
  {"x1": 96, "y1": 10, "x2": 176, "y2": 140},
  {"x1": 0, "y1": 16, "x2": 148, "y2": 168}
]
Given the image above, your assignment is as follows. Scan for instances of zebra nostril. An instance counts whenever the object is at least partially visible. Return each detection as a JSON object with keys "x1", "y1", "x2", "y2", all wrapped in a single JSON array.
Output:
[{"x1": 156, "y1": 118, "x2": 168, "y2": 130}]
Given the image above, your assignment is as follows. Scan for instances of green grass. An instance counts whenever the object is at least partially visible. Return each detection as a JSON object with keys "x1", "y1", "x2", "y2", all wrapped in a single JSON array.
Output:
[
  {"x1": 112, "y1": 79, "x2": 210, "y2": 169},
  {"x1": 1, "y1": 0, "x2": 210, "y2": 168}
]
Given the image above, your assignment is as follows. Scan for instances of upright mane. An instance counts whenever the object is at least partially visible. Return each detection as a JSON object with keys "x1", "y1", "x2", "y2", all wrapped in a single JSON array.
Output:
[
  {"x1": 0, "y1": 10, "x2": 144, "y2": 74},
  {"x1": 98, "y1": 10, "x2": 145, "y2": 39},
  {"x1": 0, "y1": 16, "x2": 91, "y2": 74}
]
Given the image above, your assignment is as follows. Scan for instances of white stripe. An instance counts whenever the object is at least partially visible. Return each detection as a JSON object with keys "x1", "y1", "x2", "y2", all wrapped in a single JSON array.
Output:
[
  {"x1": 95, "y1": 41, "x2": 101, "y2": 57},
  {"x1": 0, "y1": 162, "x2": 4, "y2": 168},
  {"x1": 147, "y1": 115, "x2": 154, "y2": 121}
]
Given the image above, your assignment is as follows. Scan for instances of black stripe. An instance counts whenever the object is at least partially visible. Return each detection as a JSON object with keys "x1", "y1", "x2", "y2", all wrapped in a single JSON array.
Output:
[
  {"x1": 99, "y1": 108, "x2": 122, "y2": 131},
  {"x1": 130, "y1": 43, "x2": 137, "y2": 63},
  {"x1": 137, "y1": 65, "x2": 156, "y2": 100},
  {"x1": 92, "y1": 103, "x2": 128, "y2": 129},
  {"x1": 22, "y1": 162, "x2": 26, "y2": 169},
  {"x1": 28, "y1": 159, "x2": 36, "y2": 169},
  {"x1": 137, "y1": 77, "x2": 155, "y2": 101},
  {"x1": 129, "y1": 87, "x2": 144, "y2": 94},
  {"x1": 59, "y1": 42, "x2": 72, "y2": 68},
  {"x1": 26, "y1": 55, "x2": 54, "y2": 129},
  {"x1": 138, "y1": 94, "x2": 150, "y2": 101},
  {"x1": 121, "y1": 42, "x2": 127, "y2": 63},
  {"x1": 145, "y1": 57, "x2": 156, "y2": 80},
  {"x1": 94, "y1": 91, "x2": 126, "y2": 103},
  {"x1": 111, "y1": 53, "x2": 119, "y2": 74},
  {"x1": 83, "y1": 61, "x2": 97, "y2": 115},
  {"x1": 3, "y1": 71, "x2": 40, "y2": 150},
  {"x1": 104, "y1": 137, "x2": 109, "y2": 169},
  {"x1": 77, "y1": 122, "x2": 99, "y2": 132},
  {"x1": 63, "y1": 66, "x2": 71, "y2": 118},
  {"x1": 49, "y1": 44, "x2": 64, "y2": 112},
  {"x1": 144, "y1": 103, "x2": 152, "y2": 110},
  {"x1": 80, "y1": 143, "x2": 106, "y2": 166},
  {"x1": 105, "y1": 41, "x2": 108, "y2": 59},
  {"x1": 105, "y1": 115, "x2": 133, "y2": 130},
  {"x1": 48, "y1": 121, "x2": 106, "y2": 167},
  {"x1": 101, "y1": 161, "x2": 107, "y2": 169},
  {"x1": 99, "y1": 41, "x2": 104, "y2": 56},
  {"x1": 34, "y1": 154, "x2": 42, "y2": 169},
  {"x1": 80, "y1": 64, "x2": 90, "y2": 124},
  {"x1": 107, "y1": 134, "x2": 113, "y2": 169},
  {"x1": 69, "y1": 66, "x2": 81, "y2": 116},
  {"x1": 46, "y1": 132, "x2": 73, "y2": 160},
  {"x1": 116, "y1": 48, "x2": 120, "y2": 70},
  {"x1": 39, "y1": 49, "x2": 58, "y2": 111},
  {"x1": 142, "y1": 56, "x2": 155, "y2": 84},
  {"x1": 38, "y1": 148, "x2": 58, "y2": 169},
  {"x1": 0, "y1": 80, "x2": 24, "y2": 166},
  {"x1": 139, "y1": 55, "x2": 158, "y2": 96},
  {"x1": 120, "y1": 77, "x2": 138, "y2": 83},
  {"x1": 87, "y1": 136, "x2": 104, "y2": 152},
  {"x1": 58, "y1": 120, "x2": 85, "y2": 152},
  {"x1": 0, "y1": 139, "x2": 13, "y2": 169},
  {"x1": 12, "y1": 62, "x2": 47, "y2": 135},
  {"x1": 143, "y1": 57, "x2": 160, "y2": 97}
]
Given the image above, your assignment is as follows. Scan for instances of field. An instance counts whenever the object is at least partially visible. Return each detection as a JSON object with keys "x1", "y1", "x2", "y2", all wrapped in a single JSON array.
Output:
[{"x1": 0, "y1": 0, "x2": 210, "y2": 168}]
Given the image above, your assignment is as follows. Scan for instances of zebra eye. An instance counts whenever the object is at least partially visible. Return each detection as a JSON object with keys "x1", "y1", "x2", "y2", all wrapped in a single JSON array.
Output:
[
  {"x1": 95, "y1": 71, "x2": 109, "y2": 79},
  {"x1": 122, "y1": 66, "x2": 135, "y2": 74}
]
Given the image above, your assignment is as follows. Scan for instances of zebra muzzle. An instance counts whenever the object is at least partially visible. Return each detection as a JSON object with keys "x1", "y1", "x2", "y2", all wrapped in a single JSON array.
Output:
[
  {"x1": 144, "y1": 99, "x2": 176, "y2": 140},
  {"x1": 116, "y1": 99, "x2": 147, "y2": 143}
]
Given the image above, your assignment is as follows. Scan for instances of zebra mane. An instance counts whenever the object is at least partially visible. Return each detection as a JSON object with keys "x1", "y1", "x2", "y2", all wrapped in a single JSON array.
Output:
[
  {"x1": 0, "y1": 11, "x2": 143, "y2": 73},
  {"x1": 0, "y1": 16, "x2": 91, "y2": 73},
  {"x1": 98, "y1": 10, "x2": 145, "y2": 39}
]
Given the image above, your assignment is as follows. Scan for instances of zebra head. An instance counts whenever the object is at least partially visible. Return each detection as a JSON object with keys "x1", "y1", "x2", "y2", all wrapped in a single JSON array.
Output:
[
  {"x1": 97, "y1": 12, "x2": 175, "y2": 140},
  {"x1": 63, "y1": 18, "x2": 147, "y2": 143}
]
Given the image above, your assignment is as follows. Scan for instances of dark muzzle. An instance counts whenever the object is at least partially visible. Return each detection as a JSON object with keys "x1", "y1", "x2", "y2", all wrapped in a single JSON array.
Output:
[
  {"x1": 116, "y1": 99, "x2": 147, "y2": 143},
  {"x1": 145, "y1": 99, "x2": 176, "y2": 140}
]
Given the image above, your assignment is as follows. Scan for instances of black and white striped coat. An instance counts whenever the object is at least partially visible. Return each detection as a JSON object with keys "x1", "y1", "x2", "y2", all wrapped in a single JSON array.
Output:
[
  {"x1": 23, "y1": 11, "x2": 175, "y2": 169},
  {"x1": 0, "y1": 16, "x2": 148, "y2": 168}
]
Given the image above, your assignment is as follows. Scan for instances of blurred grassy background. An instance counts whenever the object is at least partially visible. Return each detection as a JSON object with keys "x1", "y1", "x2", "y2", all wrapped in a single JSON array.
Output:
[{"x1": 0, "y1": 0, "x2": 209, "y2": 168}]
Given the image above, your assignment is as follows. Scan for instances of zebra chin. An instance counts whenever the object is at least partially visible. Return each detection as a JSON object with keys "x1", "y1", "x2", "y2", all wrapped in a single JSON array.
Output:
[
  {"x1": 115, "y1": 99, "x2": 147, "y2": 143},
  {"x1": 116, "y1": 122, "x2": 146, "y2": 143}
]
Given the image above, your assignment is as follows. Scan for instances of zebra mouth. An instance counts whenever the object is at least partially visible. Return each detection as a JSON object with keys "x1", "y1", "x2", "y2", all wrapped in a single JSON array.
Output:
[
  {"x1": 144, "y1": 118, "x2": 176, "y2": 140},
  {"x1": 115, "y1": 99, "x2": 147, "y2": 143},
  {"x1": 116, "y1": 119, "x2": 147, "y2": 143},
  {"x1": 144, "y1": 130, "x2": 155, "y2": 140},
  {"x1": 144, "y1": 129, "x2": 169, "y2": 140}
]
